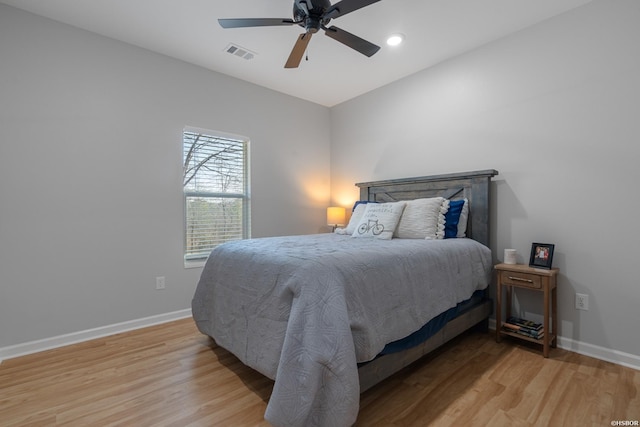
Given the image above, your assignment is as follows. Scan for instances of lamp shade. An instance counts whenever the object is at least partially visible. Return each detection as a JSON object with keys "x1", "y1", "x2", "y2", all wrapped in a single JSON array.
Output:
[{"x1": 326, "y1": 206, "x2": 346, "y2": 226}]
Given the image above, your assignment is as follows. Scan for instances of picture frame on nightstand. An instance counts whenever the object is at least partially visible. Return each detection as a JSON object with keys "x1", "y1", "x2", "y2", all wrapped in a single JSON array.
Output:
[{"x1": 529, "y1": 243, "x2": 555, "y2": 269}]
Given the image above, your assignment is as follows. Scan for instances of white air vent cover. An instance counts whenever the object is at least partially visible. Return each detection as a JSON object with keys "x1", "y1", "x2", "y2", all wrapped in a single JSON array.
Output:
[{"x1": 225, "y1": 43, "x2": 256, "y2": 60}]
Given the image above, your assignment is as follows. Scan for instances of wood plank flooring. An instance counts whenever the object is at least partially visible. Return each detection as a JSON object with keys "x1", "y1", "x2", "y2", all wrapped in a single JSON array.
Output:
[{"x1": 1, "y1": 318, "x2": 638, "y2": 426}]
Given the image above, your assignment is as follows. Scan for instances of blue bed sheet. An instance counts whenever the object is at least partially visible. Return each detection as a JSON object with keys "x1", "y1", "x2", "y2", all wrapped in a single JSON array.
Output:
[{"x1": 378, "y1": 289, "x2": 487, "y2": 355}]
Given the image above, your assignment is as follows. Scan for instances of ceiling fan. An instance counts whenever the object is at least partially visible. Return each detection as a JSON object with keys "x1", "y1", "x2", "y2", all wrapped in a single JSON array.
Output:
[{"x1": 218, "y1": 0, "x2": 382, "y2": 68}]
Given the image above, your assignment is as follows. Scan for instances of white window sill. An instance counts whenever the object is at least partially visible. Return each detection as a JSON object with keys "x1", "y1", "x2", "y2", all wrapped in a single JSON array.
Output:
[{"x1": 184, "y1": 259, "x2": 206, "y2": 269}]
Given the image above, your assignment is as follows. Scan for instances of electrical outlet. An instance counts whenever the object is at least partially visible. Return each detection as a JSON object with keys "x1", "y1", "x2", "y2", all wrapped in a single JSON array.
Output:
[
  {"x1": 575, "y1": 293, "x2": 589, "y2": 311},
  {"x1": 156, "y1": 276, "x2": 166, "y2": 290}
]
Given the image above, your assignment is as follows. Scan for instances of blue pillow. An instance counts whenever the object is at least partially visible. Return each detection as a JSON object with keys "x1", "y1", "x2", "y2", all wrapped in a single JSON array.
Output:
[{"x1": 444, "y1": 199, "x2": 465, "y2": 238}]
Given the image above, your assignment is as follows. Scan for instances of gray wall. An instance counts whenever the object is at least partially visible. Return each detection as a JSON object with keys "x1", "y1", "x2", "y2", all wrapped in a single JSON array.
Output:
[
  {"x1": 0, "y1": 5, "x2": 331, "y2": 348},
  {"x1": 2, "y1": 0, "x2": 639, "y2": 363},
  {"x1": 330, "y1": 0, "x2": 640, "y2": 358}
]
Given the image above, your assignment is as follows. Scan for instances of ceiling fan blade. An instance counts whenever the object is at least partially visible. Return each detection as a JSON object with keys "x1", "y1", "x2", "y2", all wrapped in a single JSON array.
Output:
[
  {"x1": 324, "y1": 0, "x2": 381, "y2": 20},
  {"x1": 324, "y1": 26, "x2": 380, "y2": 57},
  {"x1": 285, "y1": 33, "x2": 313, "y2": 68},
  {"x1": 218, "y1": 18, "x2": 296, "y2": 28}
]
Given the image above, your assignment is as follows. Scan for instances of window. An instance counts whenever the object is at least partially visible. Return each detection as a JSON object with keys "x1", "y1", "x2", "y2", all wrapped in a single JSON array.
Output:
[{"x1": 183, "y1": 128, "x2": 250, "y2": 264}]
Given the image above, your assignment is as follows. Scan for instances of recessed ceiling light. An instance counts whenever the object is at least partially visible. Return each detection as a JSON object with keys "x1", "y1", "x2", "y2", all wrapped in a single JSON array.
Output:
[{"x1": 386, "y1": 33, "x2": 405, "y2": 46}]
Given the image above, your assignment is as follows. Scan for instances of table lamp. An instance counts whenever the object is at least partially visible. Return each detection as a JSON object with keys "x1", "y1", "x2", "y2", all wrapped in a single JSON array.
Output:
[{"x1": 326, "y1": 206, "x2": 346, "y2": 231}]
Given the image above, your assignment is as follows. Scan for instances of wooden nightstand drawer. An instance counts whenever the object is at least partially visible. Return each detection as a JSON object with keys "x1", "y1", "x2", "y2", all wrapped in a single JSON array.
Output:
[{"x1": 500, "y1": 271, "x2": 542, "y2": 289}]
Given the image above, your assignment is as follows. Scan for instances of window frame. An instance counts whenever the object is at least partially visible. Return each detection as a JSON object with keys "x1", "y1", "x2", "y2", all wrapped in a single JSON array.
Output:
[{"x1": 182, "y1": 126, "x2": 250, "y2": 268}]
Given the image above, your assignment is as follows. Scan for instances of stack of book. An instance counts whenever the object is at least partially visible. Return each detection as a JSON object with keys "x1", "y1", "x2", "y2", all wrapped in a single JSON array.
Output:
[{"x1": 502, "y1": 316, "x2": 544, "y2": 340}]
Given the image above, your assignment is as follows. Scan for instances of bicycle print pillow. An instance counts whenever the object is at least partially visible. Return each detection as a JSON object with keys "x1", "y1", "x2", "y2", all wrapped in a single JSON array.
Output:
[{"x1": 352, "y1": 201, "x2": 406, "y2": 240}]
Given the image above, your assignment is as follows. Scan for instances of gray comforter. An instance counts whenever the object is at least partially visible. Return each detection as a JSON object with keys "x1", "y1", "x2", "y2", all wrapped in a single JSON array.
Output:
[{"x1": 192, "y1": 234, "x2": 492, "y2": 427}]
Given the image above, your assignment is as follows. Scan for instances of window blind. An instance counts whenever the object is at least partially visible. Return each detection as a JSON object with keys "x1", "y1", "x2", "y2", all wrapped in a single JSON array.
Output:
[{"x1": 183, "y1": 130, "x2": 249, "y2": 261}]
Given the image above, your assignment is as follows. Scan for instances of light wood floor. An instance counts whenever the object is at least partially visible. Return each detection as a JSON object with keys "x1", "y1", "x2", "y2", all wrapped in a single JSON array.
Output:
[{"x1": 1, "y1": 318, "x2": 638, "y2": 426}]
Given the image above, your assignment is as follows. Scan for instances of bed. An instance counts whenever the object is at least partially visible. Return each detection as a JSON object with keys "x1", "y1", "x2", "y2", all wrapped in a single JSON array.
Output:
[{"x1": 192, "y1": 169, "x2": 498, "y2": 427}]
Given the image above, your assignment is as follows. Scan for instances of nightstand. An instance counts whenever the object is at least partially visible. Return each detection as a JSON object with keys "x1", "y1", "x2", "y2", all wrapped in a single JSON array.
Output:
[{"x1": 495, "y1": 263, "x2": 559, "y2": 357}]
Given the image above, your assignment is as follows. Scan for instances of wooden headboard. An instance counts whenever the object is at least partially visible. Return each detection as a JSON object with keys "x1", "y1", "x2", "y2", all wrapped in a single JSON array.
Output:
[{"x1": 355, "y1": 169, "x2": 498, "y2": 247}]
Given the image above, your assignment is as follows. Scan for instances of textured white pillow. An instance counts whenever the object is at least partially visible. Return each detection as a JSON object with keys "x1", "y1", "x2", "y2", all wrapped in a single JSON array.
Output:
[
  {"x1": 338, "y1": 203, "x2": 368, "y2": 235},
  {"x1": 457, "y1": 198, "x2": 469, "y2": 238},
  {"x1": 395, "y1": 197, "x2": 448, "y2": 239},
  {"x1": 352, "y1": 201, "x2": 406, "y2": 240}
]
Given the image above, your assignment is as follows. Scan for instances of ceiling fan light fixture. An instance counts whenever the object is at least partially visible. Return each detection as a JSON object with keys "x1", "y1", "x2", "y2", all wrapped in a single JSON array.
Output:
[{"x1": 386, "y1": 33, "x2": 405, "y2": 46}]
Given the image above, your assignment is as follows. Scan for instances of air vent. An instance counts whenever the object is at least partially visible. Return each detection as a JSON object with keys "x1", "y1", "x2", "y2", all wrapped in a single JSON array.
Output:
[{"x1": 225, "y1": 43, "x2": 256, "y2": 61}]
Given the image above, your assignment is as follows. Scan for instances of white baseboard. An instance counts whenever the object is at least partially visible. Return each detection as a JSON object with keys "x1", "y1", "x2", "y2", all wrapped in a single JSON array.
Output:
[
  {"x1": 4, "y1": 314, "x2": 639, "y2": 372},
  {"x1": 556, "y1": 336, "x2": 640, "y2": 371},
  {"x1": 489, "y1": 319, "x2": 640, "y2": 371},
  {"x1": 0, "y1": 309, "x2": 192, "y2": 364}
]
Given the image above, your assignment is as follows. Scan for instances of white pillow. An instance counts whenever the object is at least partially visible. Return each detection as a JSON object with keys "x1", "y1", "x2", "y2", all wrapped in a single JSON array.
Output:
[
  {"x1": 338, "y1": 203, "x2": 368, "y2": 235},
  {"x1": 395, "y1": 197, "x2": 448, "y2": 239},
  {"x1": 352, "y1": 201, "x2": 406, "y2": 240},
  {"x1": 457, "y1": 198, "x2": 469, "y2": 238}
]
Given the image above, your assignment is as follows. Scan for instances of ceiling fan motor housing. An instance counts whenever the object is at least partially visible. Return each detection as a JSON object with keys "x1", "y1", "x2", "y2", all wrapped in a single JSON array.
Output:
[{"x1": 294, "y1": 0, "x2": 331, "y2": 33}]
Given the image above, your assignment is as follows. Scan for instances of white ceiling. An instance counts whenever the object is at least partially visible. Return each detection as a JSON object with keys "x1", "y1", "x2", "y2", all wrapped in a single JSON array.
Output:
[{"x1": 1, "y1": 0, "x2": 592, "y2": 107}]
